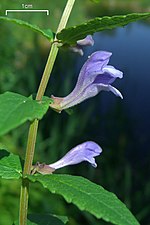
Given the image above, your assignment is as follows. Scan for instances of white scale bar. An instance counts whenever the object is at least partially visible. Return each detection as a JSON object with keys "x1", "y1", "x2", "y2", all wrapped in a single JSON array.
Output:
[{"x1": 5, "y1": 10, "x2": 49, "y2": 16}]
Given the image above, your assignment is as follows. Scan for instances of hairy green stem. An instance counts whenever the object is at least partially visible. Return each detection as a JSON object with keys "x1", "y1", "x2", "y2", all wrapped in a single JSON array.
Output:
[
  {"x1": 19, "y1": 120, "x2": 39, "y2": 225},
  {"x1": 19, "y1": 1, "x2": 75, "y2": 224},
  {"x1": 36, "y1": 43, "x2": 58, "y2": 101},
  {"x1": 36, "y1": 0, "x2": 75, "y2": 100}
]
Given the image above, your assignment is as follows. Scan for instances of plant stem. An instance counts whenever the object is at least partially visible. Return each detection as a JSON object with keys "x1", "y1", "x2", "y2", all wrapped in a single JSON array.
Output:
[
  {"x1": 36, "y1": 43, "x2": 58, "y2": 101},
  {"x1": 36, "y1": 0, "x2": 75, "y2": 100},
  {"x1": 19, "y1": 120, "x2": 38, "y2": 225},
  {"x1": 19, "y1": 1, "x2": 75, "y2": 224}
]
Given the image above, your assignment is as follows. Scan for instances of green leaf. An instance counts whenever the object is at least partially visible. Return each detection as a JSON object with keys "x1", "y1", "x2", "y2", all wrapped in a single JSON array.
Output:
[
  {"x1": 0, "y1": 16, "x2": 54, "y2": 41},
  {"x1": 57, "y1": 13, "x2": 150, "y2": 45},
  {"x1": 0, "y1": 92, "x2": 52, "y2": 136},
  {"x1": 0, "y1": 149, "x2": 22, "y2": 179},
  {"x1": 29, "y1": 174, "x2": 139, "y2": 225},
  {"x1": 14, "y1": 214, "x2": 68, "y2": 225}
]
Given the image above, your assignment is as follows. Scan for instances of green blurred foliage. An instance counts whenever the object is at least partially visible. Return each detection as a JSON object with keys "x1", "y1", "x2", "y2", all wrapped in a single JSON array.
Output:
[{"x1": 0, "y1": 0, "x2": 150, "y2": 225}]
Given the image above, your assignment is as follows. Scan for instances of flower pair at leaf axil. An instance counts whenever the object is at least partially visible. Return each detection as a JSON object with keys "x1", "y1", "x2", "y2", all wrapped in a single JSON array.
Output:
[
  {"x1": 32, "y1": 141, "x2": 102, "y2": 175},
  {"x1": 50, "y1": 50, "x2": 123, "y2": 113},
  {"x1": 37, "y1": 48, "x2": 124, "y2": 175}
]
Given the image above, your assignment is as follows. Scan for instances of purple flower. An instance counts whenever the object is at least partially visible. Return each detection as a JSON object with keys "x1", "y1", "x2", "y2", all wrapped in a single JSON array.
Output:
[
  {"x1": 49, "y1": 141, "x2": 102, "y2": 169},
  {"x1": 32, "y1": 141, "x2": 102, "y2": 175},
  {"x1": 70, "y1": 35, "x2": 94, "y2": 56},
  {"x1": 50, "y1": 51, "x2": 123, "y2": 112}
]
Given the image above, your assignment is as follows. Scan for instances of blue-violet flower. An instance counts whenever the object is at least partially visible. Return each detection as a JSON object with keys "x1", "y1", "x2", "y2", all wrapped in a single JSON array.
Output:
[
  {"x1": 50, "y1": 51, "x2": 123, "y2": 112},
  {"x1": 49, "y1": 141, "x2": 102, "y2": 169},
  {"x1": 32, "y1": 141, "x2": 102, "y2": 174},
  {"x1": 70, "y1": 35, "x2": 94, "y2": 56}
]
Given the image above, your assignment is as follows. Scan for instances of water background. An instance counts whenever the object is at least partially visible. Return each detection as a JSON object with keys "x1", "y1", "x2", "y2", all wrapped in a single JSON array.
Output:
[{"x1": 76, "y1": 22, "x2": 150, "y2": 159}]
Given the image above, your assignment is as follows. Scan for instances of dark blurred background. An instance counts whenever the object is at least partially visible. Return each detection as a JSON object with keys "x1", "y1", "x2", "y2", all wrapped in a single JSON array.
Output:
[{"x1": 0, "y1": 0, "x2": 150, "y2": 225}]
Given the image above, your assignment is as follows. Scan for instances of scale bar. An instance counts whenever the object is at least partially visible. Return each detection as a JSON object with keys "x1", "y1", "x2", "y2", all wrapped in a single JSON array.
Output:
[{"x1": 5, "y1": 10, "x2": 49, "y2": 16}]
